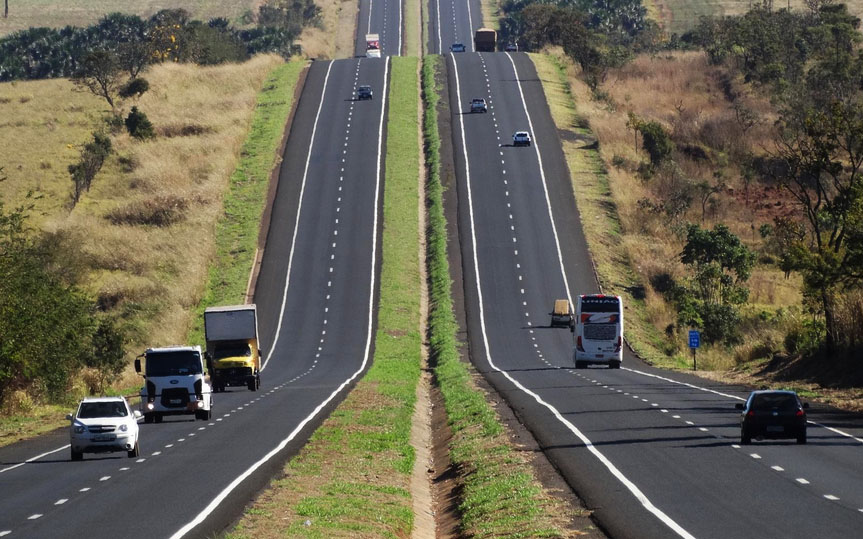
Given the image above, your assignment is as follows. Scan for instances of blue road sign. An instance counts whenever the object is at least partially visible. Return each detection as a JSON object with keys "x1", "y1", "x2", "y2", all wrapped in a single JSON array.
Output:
[{"x1": 689, "y1": 330, "x2": 700, "y2": 349}]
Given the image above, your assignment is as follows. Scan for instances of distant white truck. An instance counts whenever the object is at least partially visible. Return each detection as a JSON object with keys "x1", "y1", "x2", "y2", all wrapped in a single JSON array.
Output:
[
  {"x1": 135, "y1": 346, "x2": 213, "y2": 423},
  {"x1": 205, "y1": 305, "x2": 261, "y2": 392},
  {"x1": 366, "y1": 33, "x2": 381, "y2": 58}
]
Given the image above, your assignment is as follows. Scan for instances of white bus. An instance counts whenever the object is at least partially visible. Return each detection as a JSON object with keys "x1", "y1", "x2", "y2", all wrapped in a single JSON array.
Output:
[{"x1": 573, "y1": 294, "x2": 623, "y2": 369}]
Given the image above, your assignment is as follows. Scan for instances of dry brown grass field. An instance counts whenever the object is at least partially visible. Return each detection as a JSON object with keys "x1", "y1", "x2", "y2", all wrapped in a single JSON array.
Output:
[
  {"x1": 645, "y1": 0, "x2": 863, "y2": 36},
  {"x1": 0, "y1": 54, "x2": 284, "y2": 395},
  {"x1": 0, "y1": 0, "x2": 262, "y2": 36},
  {"x1": 296, "y1": 0, "x2": 358, "y2": 58},
  {"x1": 535, "y1": 48, "x2": 803, "y2": 372}
]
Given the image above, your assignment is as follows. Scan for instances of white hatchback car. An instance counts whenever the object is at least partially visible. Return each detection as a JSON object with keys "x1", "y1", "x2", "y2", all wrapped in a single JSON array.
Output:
[{"x1": 68, "y1": 397, "x2": 141, "y2": 460}]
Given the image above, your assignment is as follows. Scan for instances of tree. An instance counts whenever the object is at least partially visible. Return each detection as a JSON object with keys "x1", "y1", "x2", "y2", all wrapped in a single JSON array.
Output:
[
  {"x1": 71, "y1": 50, "x2": 124, "y2": 112},
  {"x1": 672, "y1": 224, "x2": 755, "y2": 345},
  {"x1": 125, "y1": 107, "x2": 155, "y2": 140},
  {"x1": 771, "y1": 96, "x2": 863, "y2": 350},
  {"x1": 87, "y1": 317, "x2": 127, "y2": 395},
  {"x1": 0, "y1": 197, "x2": 96, "y2": 405},
  {"x1": 69, "y1": 133, "x2": 112, "y2": 204}
]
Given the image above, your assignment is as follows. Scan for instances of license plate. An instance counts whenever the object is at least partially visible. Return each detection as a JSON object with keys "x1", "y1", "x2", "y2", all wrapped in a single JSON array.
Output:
[
  {"x1": 596, "y1": 354, "x2": 604, "y2": 358},
  {"x1": 94, "y1": 434, "x2": 115, "y2": 441},
  {"x1": 766, "y1": 426, "x2": 784, "y2": 433},
  {"x1": 170, "y1": 399, "x2": 182, "y2": 404}
]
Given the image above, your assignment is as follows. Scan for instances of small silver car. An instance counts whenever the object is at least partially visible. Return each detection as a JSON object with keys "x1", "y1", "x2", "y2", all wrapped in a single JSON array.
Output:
[{"x1": 68, "y1": 397, "x2": 142, "y2": 460}]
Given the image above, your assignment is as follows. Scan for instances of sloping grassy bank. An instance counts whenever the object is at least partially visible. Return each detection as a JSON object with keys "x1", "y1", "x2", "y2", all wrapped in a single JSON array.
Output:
[
  {"x1": 188, "y1": 60, "x2": 306, "y2": 344},
  {"x1": 423, "y1": 54, "x2": 577, "y2": 537},
  {"x1": 528, "y1": 51, "x2": 681, "y2": 370},
  {"x1": 228, "y1": 56, "x2": 421, "y2": 537}
]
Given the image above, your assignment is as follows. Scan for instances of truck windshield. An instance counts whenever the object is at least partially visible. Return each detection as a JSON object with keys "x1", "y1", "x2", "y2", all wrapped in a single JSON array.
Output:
[
  {"x1": 213, "y1": 344, "x2": 252, "y2": 359},
  {"x1": 146, "y1": 351, "x2": 202, "y2": 376}
]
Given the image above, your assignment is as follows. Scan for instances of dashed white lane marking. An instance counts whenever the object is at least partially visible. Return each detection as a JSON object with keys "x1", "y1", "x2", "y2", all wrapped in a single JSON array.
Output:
[
  {"x1": 824, "y1": 494, "x2": 839, "y2": 500},
  {"x1": 165, "y1": 444, "x2": 174, "y2": 448},
  {"x1": 796, "y1": 478, "x2": 810, "y2": 484},
  {"x1": 99, "y1": 476, "x2": 111, "y2": 481},
  {"x1": 119, "y1": 467, "x2": 130, "y2": 471},
  {"x1": 685, "y1": 421, "x2": 694, "y2": 425},
  {"x1": 771, "y1": 465, "x2": 784, "y2": 471},
  {"x1": 731, "y1": 444, "x2": 741, "y2": 449},
  {"x1": 55, "y1": 498, "x2": 68, "y2": 505},
  {"x1": 660, "y1": 409, "x2": 668, "y2": 412},
  {"x1": 27, "y1": 514, "x2": 42, "y2": 520},
  {"x1": 673, "y1": 415, "x2": 681, "y2": 419},
  {"x1": 170, "y1": 57, "x2": 390, "y2": 539},
  {"x1": 136, "y1": 459, "x2": 145, "y2": 463},
  {"x1": 750, "y1": 454, "x2": 761, "y2": 459},
  {"x1": 178, "y1": 438, "x2": 185, "y2": 442},
  {"x1": 79, "y1": 487, "x2": 90, "y2": 492},
  {"x1": 152, "y1": 451, "x2": 162, "y2": 456},
  {"x1": 0, "y1": 531, "x2": 10, "y2": 536},
  {"x1": 698, "y1": 427, "x2": 709, "y2": 432},
  {"x1": 451, "y1": 51, "x2": 694, "y2": 539}
]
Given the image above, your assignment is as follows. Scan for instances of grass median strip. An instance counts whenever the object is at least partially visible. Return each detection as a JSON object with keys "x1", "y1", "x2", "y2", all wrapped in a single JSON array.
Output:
[
  {"x1": 423, "y1": 54, "x2": 575, "y2": 537},
  {"x1": 228, "y1": 56, "x2": 421, "y2": 537}
]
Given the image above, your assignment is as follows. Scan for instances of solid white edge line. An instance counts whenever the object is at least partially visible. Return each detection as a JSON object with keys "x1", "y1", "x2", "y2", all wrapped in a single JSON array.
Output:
[
  {"x1": 503, "y1": 52, "x2": 572, "y2": 306},
  {"x1": 436, "y1": 0, "x2": 442, "y2": 54},
  {"x1": 450, "y1": 53, "x2": 695, "y2": 539},
  {"x1": 466, "y1": 0, "x2": 474, "y2": 52},
  {"x1": 171, "y1": 57, "x2": 390, "y2": 539},
  {"x1": 261, "y1": 60, "x2": 334, "y2": 372},
  {"x1": 623, "y1": 366, "x2": 863, "y2": 444},
  {"x1": 0, "y1": 443, "x2": 71, "y2": 474},
  {"x1": 397, "y1": 0, "x2": 403, "y2": 56},
  {"x1": 367, "y1": 0, "x2": 373, "y2": 35}
]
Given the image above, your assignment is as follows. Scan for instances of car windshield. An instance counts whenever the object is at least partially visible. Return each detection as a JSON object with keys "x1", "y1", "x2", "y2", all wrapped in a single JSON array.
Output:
[
  {"x1": 146, "y1": 351, "x2": 202, "y2": 376},
  {"x1": 78, "y1": 401, "x2": 127, "y2": 419},
  {"x1": 750, "y1": 394, "x2": 798, "y2": 411},
  {"x1": 213, "y1": 344, "x2": 252, "y2": 359}
]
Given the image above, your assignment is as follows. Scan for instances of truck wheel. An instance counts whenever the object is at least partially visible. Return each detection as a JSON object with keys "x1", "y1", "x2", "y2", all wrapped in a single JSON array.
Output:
[
  {"x1": 144, "y1": 413, "x2": 154, "y2": 424},
  {"x1": 71, "y1": 449, "x2": 83, "y2": 461},
  {"x1": 248, "y1": 378, "x2": 257, "y2": 391},
  {"x1": 154, "y1": 413, "x2": 163, "y2": 424},
  {"x1": 610, "y1": 361, "x2": 621, "y2": 369},
  {"x1": 575, "y1": 361, "x2": 586, "y2": 369},
  {"x1": 128, "y1": 441, "x2": 140, "y2": 458}
]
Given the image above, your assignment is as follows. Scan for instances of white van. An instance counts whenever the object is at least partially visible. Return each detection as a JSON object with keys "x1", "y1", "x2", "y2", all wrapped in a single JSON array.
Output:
[{"x1": 573, "y1": 294, "x2": 623, "y2": 369}]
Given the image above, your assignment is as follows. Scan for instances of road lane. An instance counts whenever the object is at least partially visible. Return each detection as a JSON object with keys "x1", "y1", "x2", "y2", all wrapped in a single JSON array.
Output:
[{"x1": 447, "y1": 50, "x2": 863, "y2": 539}]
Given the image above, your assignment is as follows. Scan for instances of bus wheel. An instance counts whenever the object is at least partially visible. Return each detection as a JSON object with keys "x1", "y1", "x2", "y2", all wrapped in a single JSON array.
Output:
[
  {"x1": 609, "y1": 361, "x2": 621, "y2": 369},
  {"x1": 575, "y1": 361, "x2": 586, "y2": 369}
]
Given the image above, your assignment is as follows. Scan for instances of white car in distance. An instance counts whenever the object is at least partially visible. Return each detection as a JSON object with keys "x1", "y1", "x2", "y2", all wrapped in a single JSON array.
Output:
[{"x1": 68, "y1": 396, "x2": 142, "y2": 460}]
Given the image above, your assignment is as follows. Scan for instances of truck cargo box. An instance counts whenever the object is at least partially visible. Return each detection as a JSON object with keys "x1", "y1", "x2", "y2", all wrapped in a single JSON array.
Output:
[{"x1": 204, "y1": 305, "x2": 257, "y2": 342}]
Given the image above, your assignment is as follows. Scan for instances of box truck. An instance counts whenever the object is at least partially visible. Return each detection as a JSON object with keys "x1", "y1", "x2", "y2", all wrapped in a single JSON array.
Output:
[
  {"x1": 205, "y1": 305, "x2": 261, "y2": 392},
  {"x1": 474, "y1": 28, "x2": 496, "y2": 52}
]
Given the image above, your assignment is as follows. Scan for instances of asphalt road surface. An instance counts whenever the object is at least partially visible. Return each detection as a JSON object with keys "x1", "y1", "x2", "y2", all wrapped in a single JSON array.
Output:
[
  {"x1": 428, "y1": 0, "x2": 482, "y2": 54},
  {"x1": 0, "y1": 45, "x2": 394, "y2": 539},
  {"x1": 446, "y1": 49, "x2": 863, "y2": 539}
]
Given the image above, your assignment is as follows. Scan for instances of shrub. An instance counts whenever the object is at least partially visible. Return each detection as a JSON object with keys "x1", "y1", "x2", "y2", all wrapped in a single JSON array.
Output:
[
  {"x1": 125, "y1": 106, "x2": 155, "y2": 140},
  {"x1": 105, "y1": 196, "x2": 188, "y2": 226},
  {"x1": 119, "y1": 77, "x2": 150, "y2": 99},
  {"x1": 69, "y1": 132, "x2": 112, "y2": 204}
]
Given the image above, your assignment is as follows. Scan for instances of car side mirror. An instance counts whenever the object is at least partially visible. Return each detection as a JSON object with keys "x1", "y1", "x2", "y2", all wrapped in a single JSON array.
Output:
[
  {"x1": 735, "y1": 403, "x2": 744, "y2": 410},
  {"x1": 802, "y1": 402, "x2": 809, "y2": 409},
  {"x1": 66, "y1": 413, "x2": 73, "y2": 420},
  {"x1": 133, "y1": 410, "x2": 143, "y2": 419},
  {"x1": 134, "y1": 358, "x2": 142, "y2": 373}
]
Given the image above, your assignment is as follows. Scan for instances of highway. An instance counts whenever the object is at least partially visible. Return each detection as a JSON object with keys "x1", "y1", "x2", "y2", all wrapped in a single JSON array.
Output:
[
  {"x1": 445, "y1": 49, "x2": 863, "y2": 539},
  {"x1": 0, "y1": 3, "x2": 399, "y2": 537},
  {"x1": 428, "y1": 0, "x2": 481, "y2": 54}
]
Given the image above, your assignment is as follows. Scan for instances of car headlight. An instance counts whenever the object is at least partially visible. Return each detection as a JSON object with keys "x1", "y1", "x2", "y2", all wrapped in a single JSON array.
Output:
[
  {"x1": 73, "y1": 425, "x2": 86, "y2": 434},
  {"x1": 119, "y1": 424, "x2": 128, "y2": 432}
]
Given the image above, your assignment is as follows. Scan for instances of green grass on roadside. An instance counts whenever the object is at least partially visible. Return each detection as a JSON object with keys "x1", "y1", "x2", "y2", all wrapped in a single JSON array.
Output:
[
  {"x1": 187, "y1": 60, "x2": 305, "y2": 345},
  {"x1": 422, "y1": 54, "x2": 568, "y2": 537},
  {"x1": 529, "y1": 52, "x2": 685, "y2": 370},
  {"x1": 228, "y1": 56, "x2": 421, "y2": 538}
]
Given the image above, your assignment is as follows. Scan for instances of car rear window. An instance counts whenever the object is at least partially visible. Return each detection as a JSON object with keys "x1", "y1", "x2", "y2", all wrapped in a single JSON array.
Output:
[{"x1": 751, "y1": 394, "x2": 798, "y2": 411}]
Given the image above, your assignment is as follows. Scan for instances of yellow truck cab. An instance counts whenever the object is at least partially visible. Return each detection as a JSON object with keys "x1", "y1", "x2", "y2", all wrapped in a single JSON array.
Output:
[{"x1": 204, "y1": 305, "x2": 261, "y2": 392}]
